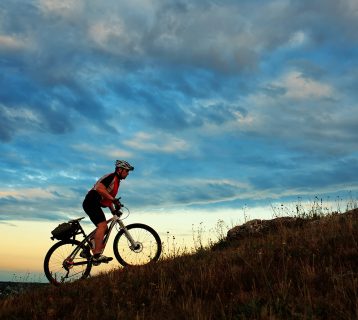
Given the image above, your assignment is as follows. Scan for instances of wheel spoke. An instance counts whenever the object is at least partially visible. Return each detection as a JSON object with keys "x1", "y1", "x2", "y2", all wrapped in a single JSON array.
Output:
[
  {"x1": 44, "y1": 240, "x2": 92, "y2": 285},
  {"x1": 113, "y1": 224, "x2": 161, "y2": 266}
]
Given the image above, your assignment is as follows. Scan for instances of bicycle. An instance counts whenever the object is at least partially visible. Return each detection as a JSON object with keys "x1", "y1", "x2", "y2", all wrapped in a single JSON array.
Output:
[{"x1": 43, "y1": 201, "x2": 162, "y2": 286}]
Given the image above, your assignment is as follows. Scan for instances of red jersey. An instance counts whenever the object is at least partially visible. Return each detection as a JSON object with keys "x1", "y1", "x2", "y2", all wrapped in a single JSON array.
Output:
[{"x1": 92, "y1": 172, "x2": 120, "y2": 207}]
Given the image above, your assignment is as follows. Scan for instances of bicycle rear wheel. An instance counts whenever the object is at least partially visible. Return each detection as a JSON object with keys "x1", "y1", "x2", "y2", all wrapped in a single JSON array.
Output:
[
  {"x1": 113, "y1": 223, "x2": 162, "y2": 266},
  {"x1": 43, "y1": 239, "x2": 92, "y2": 285}
]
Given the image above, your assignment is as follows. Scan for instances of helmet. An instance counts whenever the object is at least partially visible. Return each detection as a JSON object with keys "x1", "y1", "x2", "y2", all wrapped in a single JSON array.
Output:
[{"x1": 115, "y1": 160, "x2": 134, "y2": 171}]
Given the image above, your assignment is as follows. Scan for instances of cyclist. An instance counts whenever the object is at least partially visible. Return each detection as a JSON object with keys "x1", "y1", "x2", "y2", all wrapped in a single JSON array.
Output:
[{"x1": 82, "y1": 160, "x2": 134, "y2": 263}]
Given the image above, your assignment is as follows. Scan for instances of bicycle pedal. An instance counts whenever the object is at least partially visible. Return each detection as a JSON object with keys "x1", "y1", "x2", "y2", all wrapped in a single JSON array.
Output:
[{"x1": 91, "y1": 256, "x2": 113, "y2": 266}]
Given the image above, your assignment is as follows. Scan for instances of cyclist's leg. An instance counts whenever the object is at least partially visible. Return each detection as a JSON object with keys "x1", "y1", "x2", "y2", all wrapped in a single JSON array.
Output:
[
  {"x1": 83, "y1": 190, "x2": 107, "y2": 254},
  {"x1": 93, "y1": 221, "x2": 107, "y2": 255}
]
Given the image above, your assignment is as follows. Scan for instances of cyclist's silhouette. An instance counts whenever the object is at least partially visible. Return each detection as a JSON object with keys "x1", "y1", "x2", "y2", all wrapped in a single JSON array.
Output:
[{"x1": 82, "y1": 160, "x2": 134, "y2": 264}]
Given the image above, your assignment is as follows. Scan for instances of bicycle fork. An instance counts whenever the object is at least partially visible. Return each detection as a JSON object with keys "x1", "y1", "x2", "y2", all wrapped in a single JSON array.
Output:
[{"x1": 117, "y1": 220, "x2": 140, "y2": 250}]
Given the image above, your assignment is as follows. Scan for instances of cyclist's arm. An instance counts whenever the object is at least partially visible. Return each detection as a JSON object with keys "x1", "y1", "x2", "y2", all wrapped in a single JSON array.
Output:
[
  {"x1": 109, "y1": 203, "x2": 116, "y2": 214},
  {"x1": 95, "y1": 183, "x2": 115, "y2": 203}
]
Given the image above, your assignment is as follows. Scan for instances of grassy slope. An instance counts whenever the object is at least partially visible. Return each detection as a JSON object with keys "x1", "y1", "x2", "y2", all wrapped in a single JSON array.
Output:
[{"x1": 0, "y1": 209, "x2": 357, "y2": 320}]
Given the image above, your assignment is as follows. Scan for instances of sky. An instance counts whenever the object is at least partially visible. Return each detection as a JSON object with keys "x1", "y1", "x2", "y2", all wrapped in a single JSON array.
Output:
[{"x1": 0, "y1": 0, "x2": 357, "y2": 281}]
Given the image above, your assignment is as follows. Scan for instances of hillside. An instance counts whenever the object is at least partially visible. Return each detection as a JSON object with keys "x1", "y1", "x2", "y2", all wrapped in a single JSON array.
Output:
[
  {"x1": 0, "y1": 282, "x2": 46, "y2": 298},
  {"x1": 0, "y1": 209, "x2": 357, "y2": 320}
]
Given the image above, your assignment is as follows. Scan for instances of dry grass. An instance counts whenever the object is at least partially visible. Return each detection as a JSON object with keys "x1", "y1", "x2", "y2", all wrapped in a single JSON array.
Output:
[{"x1": 0, "y1": 209, "x2": 357, "y2": 320}]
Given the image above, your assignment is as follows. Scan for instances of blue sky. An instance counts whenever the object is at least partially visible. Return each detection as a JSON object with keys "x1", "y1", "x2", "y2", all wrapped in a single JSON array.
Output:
[{"x1": 1, "y1": 0, "x2": 358, "y2": 228}]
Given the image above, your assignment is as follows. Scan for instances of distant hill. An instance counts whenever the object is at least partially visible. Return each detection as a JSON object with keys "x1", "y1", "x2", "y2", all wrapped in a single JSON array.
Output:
[{"x1": 0, "y1": 209, "x2": 357, "y2": 320}]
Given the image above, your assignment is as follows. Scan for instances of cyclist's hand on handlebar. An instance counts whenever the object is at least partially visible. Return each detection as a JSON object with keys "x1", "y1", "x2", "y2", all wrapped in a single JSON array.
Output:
[{"x1": 112, "y1": 198, "x2": 122, "y2": 209}]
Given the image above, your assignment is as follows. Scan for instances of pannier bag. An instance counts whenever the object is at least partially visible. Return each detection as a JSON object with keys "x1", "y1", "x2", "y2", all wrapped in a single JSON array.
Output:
[{"x1": 51, "y1": 222, "x2": 78, "y2": 240}]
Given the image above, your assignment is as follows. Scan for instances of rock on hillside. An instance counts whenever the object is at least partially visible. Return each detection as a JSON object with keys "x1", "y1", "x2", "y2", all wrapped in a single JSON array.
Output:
[{"x1": 227, "y1": 208, "x2": 358, "y2": 241}]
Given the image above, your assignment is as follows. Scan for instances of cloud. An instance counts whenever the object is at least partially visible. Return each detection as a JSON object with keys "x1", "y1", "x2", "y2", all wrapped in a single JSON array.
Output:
[
  {"x1": 0, "y1": 103, "x2": 74, "y2": 142},
  {"x1": 0, "y1": 2, "x2": 354, "y2": 110},
  {"x1": 0, "y1": 185, "x2": 85, "y2": 222},
  {"x1": 124, "y1": 131, "x2": 189, "y2": 154},
  {"x1": 0, "y1": 0, "x2": 357, "y2": 223},
  {"x1": 0, "y1": 188, "x2": 56, "y2": 200},
  {"x1": 237, "y1": 65, "x2": 358, "y2": 156},
  {"x1": 72, "y1": 143, "x2": 133, "y2": 158},
  {"x1": 36, "y1": 0, "x2": 84, "y2": 16},
  {"x1": 274, "y1": 71, "x2": 334, "y2": 100},
  {"x1": 249, "y1": 155, "x2": 358, "y2": 192},
  {"x1": 125, "y1": 177, "x2": 252, "y2": 208},
  {"x1": 0, "y1": 35, "x2": 28, "y2": 51}
]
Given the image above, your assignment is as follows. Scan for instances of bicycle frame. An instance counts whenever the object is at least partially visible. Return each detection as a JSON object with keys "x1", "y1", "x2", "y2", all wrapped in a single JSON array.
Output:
[{"x1": 66, "y1": 212, "x2": 138, "y2": 266}]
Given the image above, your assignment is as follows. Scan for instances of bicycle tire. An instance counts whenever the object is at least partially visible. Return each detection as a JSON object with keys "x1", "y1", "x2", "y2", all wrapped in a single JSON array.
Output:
[
  {"x1": 113, "y1": 223, "x2": 162, "y2": 266},
  {"x1": 43, "y1": 239, "x2": 92, "y2": 285}
]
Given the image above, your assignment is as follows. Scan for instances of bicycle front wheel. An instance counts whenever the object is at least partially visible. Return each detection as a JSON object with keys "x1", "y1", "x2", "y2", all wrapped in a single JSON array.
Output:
[
  {"x1": 43, "y1": 239, "x2": 92, "y2": 285},
  {"x1": 113, "y1": 223, "x2": 162, "y2": 266}
]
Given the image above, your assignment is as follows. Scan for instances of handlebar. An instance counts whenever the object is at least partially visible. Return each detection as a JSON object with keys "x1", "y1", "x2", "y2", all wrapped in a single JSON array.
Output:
[
  {"x1": 108, "y1": 198, "x2": 130, "y2": 219},
  {"x1": 111, "y1": 198, "x2": 125, "y2": 217},
  {"x1": 113, "y1": 197, "x2": 122, "y2": 209}
]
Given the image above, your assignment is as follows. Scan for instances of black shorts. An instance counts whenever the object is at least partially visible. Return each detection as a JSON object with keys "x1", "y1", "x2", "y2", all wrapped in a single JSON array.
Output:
[{"x1": 82, "y1": 190, "x2": 106, "y2": 226}]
